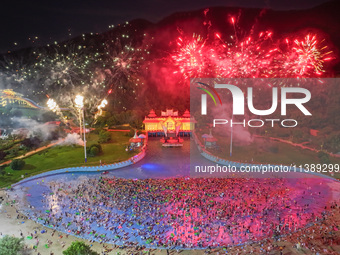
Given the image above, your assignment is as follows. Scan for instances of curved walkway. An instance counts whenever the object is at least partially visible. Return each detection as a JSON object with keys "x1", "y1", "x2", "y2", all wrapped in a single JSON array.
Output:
[{"x1": 12, "y1": 144, "x2": 147, "y2": 187}]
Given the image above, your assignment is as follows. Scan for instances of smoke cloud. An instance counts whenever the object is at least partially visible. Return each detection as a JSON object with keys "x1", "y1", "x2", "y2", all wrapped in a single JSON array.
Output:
[
  {"x1": 211, "y1": 103, "x2": 254, "y2": 145},
  {"x1": 55, "y1": 133, "x2": 84, "y2": 146},
  {"x1": 11, "y1": 117, "x2": 57, "y2": 140}
]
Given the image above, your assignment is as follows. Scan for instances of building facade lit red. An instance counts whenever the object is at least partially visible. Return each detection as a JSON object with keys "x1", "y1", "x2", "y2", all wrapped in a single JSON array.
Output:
[{"x1": 143, "y1": 109, "x2": 195, "y2": 136}]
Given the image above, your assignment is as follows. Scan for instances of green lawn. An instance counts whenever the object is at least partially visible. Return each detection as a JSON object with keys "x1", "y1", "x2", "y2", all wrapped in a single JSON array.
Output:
[{"x1": 0, "y1": 132, "x2": 138, "y2": 188}]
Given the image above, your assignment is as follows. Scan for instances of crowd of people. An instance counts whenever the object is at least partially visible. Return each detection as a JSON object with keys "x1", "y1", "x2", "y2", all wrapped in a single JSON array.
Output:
[{"x1": 15, "y1": 176, "x2": 335, "y2": 250}]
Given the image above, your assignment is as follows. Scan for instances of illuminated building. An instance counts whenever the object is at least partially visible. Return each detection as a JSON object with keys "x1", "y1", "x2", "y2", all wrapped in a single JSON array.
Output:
[
  {"x1": 143, "y1": 109, "x2": 195, "y2": 136},
  {"x1": 0, "y1": 89, "x2": 43, "y2": 109}
]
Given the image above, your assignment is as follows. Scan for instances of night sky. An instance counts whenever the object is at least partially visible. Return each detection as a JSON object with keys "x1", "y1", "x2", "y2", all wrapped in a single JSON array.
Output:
[{"x1": 0, "y1": 0, "x2": 334, "y2": 53}]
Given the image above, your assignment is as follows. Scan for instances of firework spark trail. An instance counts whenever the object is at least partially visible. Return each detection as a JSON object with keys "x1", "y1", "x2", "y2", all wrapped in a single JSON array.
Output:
[
  {"x1": 278, "y1": 34, "x2": 334, "y2": 77},
  {"x1": 212, "y1": 30, "x2": 277, "y2": 78},
  {"x1": 171, "y1": 11, "x2": 336, "y2": 81},
  {"x1": 104, "y1": 40, "x2": 139, "y2": 84},
  {"x1": 33, "y1": 41, "x2": 110, "y2": 123},
  {"x1": 93, "y1": 98, "x2": 108, "y2": 124},
  {"x1": 37, "y1": 42, "x2": 102, "y2": 94},
  {"x1": 172, "y1": 32, "x2": 334, "y2": 79},
  {"x1": 171, "y1": 34, "x2": 213, "y2": 79},
  {"x1": 46, "y1": 97, "x2": 66, "y2": 123},
  {"x1": 0, "y1": 50, "x2": 39, "y2": 95},
  {"x1": 102, "y1": 33, "x2": 150, "y2": 109},
  {"x1": 0, "y1": 11, "x2": 337, "y2": 118}
]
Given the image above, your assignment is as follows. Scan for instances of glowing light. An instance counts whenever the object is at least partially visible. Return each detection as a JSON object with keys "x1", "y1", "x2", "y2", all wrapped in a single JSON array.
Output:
[
  {"x1": 75, "y1": 95, "x2": 84, "y2": 109},
  {"x1": 171, "y1": 34, "x2": 211, "y2": 79},
  {"x1": 97, "y1": 99, "x2": 108, "y2": 110},
  {"x1": 171, "y1": 26, "x2": 335, "y2": 80},
  {"x1": 47, "y1": 98, "x2": 60, "y2": 112}
]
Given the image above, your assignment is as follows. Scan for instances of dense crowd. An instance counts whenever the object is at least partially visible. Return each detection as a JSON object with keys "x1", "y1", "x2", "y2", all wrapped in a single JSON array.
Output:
[{"x1": 21, "y1": 177, "x2": 332, "y2": 249}]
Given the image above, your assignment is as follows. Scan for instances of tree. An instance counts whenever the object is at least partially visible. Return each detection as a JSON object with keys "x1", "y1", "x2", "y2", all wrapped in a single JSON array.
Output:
[
  {"x1": 10, "y1": 159, "x2": 25, "y2": 170},
  {"x1": 63, "y1": 241, "x2": 99, "y2": 255},
  {"x1": 21, "y1": 136, "x2": 41, "y2": 150},
  {"x1": 87, "y1": 144, "x2": 102, "y2": 157},
  {"x1": 0, "y1": 150, "x2": 7, "y2": 161},
  {"x1": 0, "y1": 235, "x2": 24, "y2": 255},
  {"x1": 0, "y1": 166, "x2": 6, "y2": 176},
  {"x1": 107, "y1": 115, "x2": 119, "y2": 127},
  {"x1": 129, "y1": 119, "x2": 143, "y2": 130},
  {"x1": 90, "y1": 146, "x2": 99, "y2": 156},
  {"x1": 98, "y1": 130, "x2": 111, "y2": 144},
  {"x1": 6, "y1": 148, "x2": 19, "y2": 158}
]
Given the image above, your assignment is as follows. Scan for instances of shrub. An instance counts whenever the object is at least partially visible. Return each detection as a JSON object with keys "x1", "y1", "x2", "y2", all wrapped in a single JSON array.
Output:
[
  {"x1": 90, "y1": 147, "x2": 99, "y2": 156},
  {"x1": 0, "y1": 235, "x2": 24, "y2": 255},
  {"x1": 10, "y1": 159, "x2": 25, "y2": 170},
  {"x1": 91, "y1": 144, "x2": 102, "y2": 153},
  {"x1": 87, "y1": 144, "x2": 102, "y2": 157},
  {"x1": 63, "y1": 241, "x2": 99, "y2": 255},
  {"x1": 7, "y1": 148, "x2": 19, "y2": 158},
  {"x1": 93, "y1": 128, "x2": 102, "y2": 135},
  {"x1": 21, "y1": 136, "x2": 41, "y2": 149},
  {"x1": 98, "y1": 130, "x2": 111, "y2": 143}
]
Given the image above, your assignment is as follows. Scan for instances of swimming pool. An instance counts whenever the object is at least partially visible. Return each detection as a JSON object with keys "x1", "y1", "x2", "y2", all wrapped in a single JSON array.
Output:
[{"x1": 9, "y1": 138, "x2": 340, "y2": 249}]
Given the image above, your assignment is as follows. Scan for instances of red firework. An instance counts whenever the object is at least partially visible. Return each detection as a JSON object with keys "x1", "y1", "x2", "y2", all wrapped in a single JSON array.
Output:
[
  {"x1": 170, "y1": 15, "x2": 335, "y2": 80},
  {"x1": 171, "y1": 34, "x2": 210, "y2": 79}
]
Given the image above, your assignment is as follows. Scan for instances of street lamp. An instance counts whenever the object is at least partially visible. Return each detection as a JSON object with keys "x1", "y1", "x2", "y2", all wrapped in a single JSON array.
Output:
[{"x1": 75, "y1": 95, "x2": 87, "y2": 163}]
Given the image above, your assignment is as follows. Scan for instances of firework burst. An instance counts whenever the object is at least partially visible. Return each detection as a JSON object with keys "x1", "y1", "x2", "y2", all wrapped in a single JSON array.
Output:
[
  {"x1": 171, "y1": 16, "x2": 335, "y2": 81},
  {"x1": 171, "y1": 34, "x2": 213, "y2": 79},
  {"x1": 278, "y1": 34, "x2": 334, "y2": 77},
  {"x1": 213, "y1": 31, "x2": 276, "y2": 78}
]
